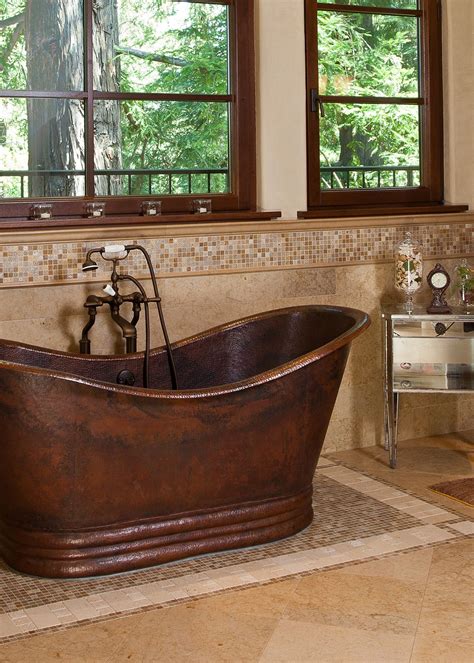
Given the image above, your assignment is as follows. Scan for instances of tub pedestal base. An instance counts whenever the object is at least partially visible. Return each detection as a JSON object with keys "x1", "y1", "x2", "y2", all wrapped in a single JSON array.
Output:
[{"x1": 0, "y1": 488, "x2": 313, "y2": 578}]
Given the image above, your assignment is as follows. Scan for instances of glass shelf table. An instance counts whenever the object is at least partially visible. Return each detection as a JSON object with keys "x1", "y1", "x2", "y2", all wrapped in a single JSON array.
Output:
[{"x1": 382, "y1": 305, "x2": 474, "y2": 468}]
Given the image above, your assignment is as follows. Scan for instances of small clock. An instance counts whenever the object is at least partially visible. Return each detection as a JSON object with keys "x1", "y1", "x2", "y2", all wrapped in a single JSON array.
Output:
[{"x1": 426, "y1": 263, "x2": 451, "y2": 314}]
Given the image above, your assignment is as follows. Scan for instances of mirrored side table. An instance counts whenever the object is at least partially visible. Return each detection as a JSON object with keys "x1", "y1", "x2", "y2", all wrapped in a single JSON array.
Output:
[{"x1": 382, "y1": 306, "x2": 474, "y2": 468}]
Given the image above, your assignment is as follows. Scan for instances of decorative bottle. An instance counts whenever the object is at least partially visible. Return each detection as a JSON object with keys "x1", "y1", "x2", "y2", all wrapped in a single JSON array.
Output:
[
  {"x1": 394, "y1": 232, "x2": 423, "y2": 313},
  {"x1": 455, "y1": 258, "x2": 474, "y2": 310}
]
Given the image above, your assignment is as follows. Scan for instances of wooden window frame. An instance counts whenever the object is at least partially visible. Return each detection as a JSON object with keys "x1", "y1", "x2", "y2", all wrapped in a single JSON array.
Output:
[
  {"x1": 301, "y1": 0, "x2": 462, "y2": 218},
  {"x1": 0, "y1": 0, "x2": 257, "y2": 225}
]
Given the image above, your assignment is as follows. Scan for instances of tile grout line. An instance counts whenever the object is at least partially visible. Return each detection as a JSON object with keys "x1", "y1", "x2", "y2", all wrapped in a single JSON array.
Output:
[
  {"x1": 408, "y1": 546, "x2": 434, "y2": 663},
  {"x1": 0, "y1": 462, "x2": 471, "y2": 644},
  {"x1": 0, "y1": 536, "x2": 468, "y2": 647},
  {"x1": 319, "y1": 461, "x2": 472, "y2": 524},
  {"x1": 0, "y1": 523, "x2": 462, "y2": 642}
]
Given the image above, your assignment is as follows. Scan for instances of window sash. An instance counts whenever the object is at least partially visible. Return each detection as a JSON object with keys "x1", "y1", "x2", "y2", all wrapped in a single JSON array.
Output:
[
  {"x1": 305, "y1": 0, "x2": 443, "y2": 211},
  {"x1": 0, "y1": 0, "x2": 256, "y2": 220}
]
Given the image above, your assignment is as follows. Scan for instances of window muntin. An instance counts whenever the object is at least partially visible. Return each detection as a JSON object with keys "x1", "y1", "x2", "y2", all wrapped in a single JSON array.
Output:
[
  {"x1": 305, "y1": 0, "x2": 442, "y2": 211},
  {"x1": 317, "y1": 0, "x2": 418, "y2": 8},
  {"x1": 0, "y1": 0, "x2": 254, "y2": 219}
]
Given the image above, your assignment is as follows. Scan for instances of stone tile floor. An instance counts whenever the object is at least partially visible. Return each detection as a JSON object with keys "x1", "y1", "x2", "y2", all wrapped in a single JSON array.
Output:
[{"x1": 0, "y1": 431, "x2": 472, "y2": 662}]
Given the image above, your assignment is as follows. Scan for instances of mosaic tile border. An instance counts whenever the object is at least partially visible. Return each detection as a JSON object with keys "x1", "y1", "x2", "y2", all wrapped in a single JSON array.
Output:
[
  {"x1": 0, "y1": 539, "x2": 465, "y2": 647},
  {"x1": 0, "y1": 458, "x2": 470, "y2": 644},
  {"x1": 0, "y1": 222, "x2": 472, "y2": 288}
]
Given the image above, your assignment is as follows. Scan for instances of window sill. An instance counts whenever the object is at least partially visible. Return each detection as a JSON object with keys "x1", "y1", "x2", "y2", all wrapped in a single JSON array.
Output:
[
  {"x1": 297, "y1": 203, "x2": 469, "y2": 220},
  {"x1": 0, "y1": 209, "x2": 282, "y2": 232}
]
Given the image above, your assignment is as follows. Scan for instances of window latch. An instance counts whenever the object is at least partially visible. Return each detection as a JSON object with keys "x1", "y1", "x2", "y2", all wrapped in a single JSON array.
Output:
[{"x1": 311, "y1": 89, "x2": 325, "y2": 117}]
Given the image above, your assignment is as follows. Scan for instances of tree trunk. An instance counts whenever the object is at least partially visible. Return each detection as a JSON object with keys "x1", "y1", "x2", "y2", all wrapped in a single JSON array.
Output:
[
  {"x1": 338, "y1": 125, "x2": 354, "y2": 166},
  {"x1": 92, "y1": 0, "x2": 122, "y2": 195},
  {"x1": 338, "y1": 125, "x2": 379, "y2": 168},
  {"x1": 24, "y1": 0, "x2": 121, "y2": 197}
]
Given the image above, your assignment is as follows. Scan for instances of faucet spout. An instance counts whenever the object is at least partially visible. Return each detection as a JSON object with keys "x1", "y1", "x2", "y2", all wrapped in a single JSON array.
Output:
[{"x1": 110, "y1": 307, "x2": 137, "y2": 353}]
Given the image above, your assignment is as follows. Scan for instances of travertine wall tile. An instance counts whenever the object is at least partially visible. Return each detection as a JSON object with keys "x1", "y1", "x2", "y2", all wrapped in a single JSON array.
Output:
[{"x1": 0, "y1": 222, "x2": 472, "y2": 451}]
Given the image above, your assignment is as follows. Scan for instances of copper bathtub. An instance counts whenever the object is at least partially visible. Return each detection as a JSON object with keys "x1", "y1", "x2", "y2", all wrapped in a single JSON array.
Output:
[{"x1": 0, "y1": 305, "x2": 369, "y2": 578}]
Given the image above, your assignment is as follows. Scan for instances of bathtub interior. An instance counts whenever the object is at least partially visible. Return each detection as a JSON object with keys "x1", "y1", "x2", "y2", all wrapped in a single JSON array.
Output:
[
  {"x1": 0, "y1": 307, "x2": 357, "y2": 390},
  {"x1": 170, "y1": 307, "x2": 356, "y2": 389}
]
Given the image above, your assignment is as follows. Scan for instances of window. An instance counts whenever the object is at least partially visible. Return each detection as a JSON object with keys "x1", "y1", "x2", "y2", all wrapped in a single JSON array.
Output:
[
  {"x1": 302, "y1": 0, "x2": 455, "y2": 217},
  {"x1": 0, "y1": 0, "x2": 256, "y2": 221}
]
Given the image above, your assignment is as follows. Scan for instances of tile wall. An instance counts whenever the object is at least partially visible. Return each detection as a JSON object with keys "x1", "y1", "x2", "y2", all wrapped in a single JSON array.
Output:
[
  {"x1": 0, "y1": 220, "x2": 472, "y2": 288},
  {"x1": 0, "y1": 215, "x2": 472, "y2": 452}
]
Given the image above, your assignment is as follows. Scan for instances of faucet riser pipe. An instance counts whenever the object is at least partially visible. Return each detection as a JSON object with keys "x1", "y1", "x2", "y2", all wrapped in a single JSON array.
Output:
[
  {"x1": 79, "y1": 339, "x2": 91, "y2": 354},
  {"x1": 126, "y1": 337, "x2": 137, "y2": 354}
]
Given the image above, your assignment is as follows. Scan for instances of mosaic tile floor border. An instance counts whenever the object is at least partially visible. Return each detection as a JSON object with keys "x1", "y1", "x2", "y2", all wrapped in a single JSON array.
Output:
[{"x1": 0, "y1": 458, "x2": 471, "y2": 644}]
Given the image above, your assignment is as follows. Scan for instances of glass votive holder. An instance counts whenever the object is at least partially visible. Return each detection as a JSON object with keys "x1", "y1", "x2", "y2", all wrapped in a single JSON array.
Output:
[
  {"x1": 141, "y1": 200, "x2": 162, "y2": 216},
  {"x1": 85, "y1": 202, "x2": 106, "y2": 218},
  {"x1": 30, "y1": 203, "x2": 53, "y2": 220},
  {"x1": 193, "y1": 199, "x2": 212, "y2": 214}
]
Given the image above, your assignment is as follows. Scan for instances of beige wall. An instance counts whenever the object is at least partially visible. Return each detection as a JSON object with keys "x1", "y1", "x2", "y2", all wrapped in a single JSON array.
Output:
[
  {"x1": 0, "y1": 256, "x2": 471, "y2": 454},
  {"x1": 0, "y1": 2, "x2": 473, "y2": 456},
  {"x1": 256, "y1": 0, "x2": 307, "y2": 218}
]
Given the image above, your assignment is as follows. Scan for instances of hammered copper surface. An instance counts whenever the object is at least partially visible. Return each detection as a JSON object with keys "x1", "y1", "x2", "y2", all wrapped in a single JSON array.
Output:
[{"x1": 0, "y1": 306, "x2": 369, "y2": 578}]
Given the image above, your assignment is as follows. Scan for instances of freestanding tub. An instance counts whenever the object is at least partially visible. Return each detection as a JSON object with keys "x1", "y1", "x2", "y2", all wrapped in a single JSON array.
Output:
[{"x1": 0, "y1": 305, "x2": 369, "y2": 578}]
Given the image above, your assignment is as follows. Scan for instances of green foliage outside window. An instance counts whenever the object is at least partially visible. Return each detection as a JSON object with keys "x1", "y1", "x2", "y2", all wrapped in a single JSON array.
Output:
[
  {"x1": 0, "y1": 0, "x2": 230, "y2": 199},
  {"x1": 318, "y1": 7, "x2": 421, "y2": 189}
]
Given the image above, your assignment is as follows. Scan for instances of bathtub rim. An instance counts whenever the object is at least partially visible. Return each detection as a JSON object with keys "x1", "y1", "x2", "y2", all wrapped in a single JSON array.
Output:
[{"x1": 0, "y1": 305, "x2": 370, "y2": 400}]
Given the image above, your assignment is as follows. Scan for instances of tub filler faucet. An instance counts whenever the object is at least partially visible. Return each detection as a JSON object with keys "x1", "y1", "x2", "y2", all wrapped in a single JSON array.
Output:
[
  {"x1": 81, "y1": 289, "x2": 140, "y2": 355},
  {"x1": 80, "y1": 244, "x2": 178, "y2": 389}
]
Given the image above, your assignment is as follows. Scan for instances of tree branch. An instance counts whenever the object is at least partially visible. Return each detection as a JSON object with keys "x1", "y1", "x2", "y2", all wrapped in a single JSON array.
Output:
[
  {"x1": 114, "y1": 44, "x2": 188, "y2": 67},
  {"x1": 0, "y1": 18, "x2": 24, "y2": 72},
  {"x1": 0, "y1": 13, "x2": 24, "y2": 29}
]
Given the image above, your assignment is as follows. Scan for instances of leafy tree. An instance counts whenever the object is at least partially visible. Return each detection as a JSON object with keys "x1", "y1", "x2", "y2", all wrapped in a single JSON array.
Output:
[
  {"x1": 115, "y1": 1, "x2": 229, "y2": 194},
  {"x1": 318, "y1": 8, "x2": 420, "y2": 188},
  {"x1": 0, "y1": 0, "x2": 422, "y2": 198},
  {"x1": 0, "y1": 0, "x2": 229, "y2": 198}
]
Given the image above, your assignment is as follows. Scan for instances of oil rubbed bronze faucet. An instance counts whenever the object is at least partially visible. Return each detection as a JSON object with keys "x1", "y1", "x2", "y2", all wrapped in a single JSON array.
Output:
[{"x1": 80, "y1": 244, "x2": 178, "y2": 389}]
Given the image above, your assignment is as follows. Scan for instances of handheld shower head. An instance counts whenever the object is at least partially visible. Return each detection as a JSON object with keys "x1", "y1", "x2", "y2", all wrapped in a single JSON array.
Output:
[
  {"x1": 82, "y1": 256, "x2": 99, "y2": 271},
  {"x1": 81, "y1": 245, "x2": 128, "y2": 273}
]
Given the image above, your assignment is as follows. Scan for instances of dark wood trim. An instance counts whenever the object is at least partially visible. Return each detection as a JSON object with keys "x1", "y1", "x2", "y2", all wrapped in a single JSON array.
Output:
[
  {"x1": 319, "y1": 95, "x2": 422, "y2": 105},
  {"x1": 297, "y1": 203, "x2": 469, "y2": 219},
  {"x1": 305, "y1": 0, "x2": 321, "y2": 209},
  {"x1": 420, "y1": 0, "x2": 444, "y2": 202},
  {"x1": 0, "y1": 193, "x2": 242, "y2": 219},
  {"x1": 93, "y1": 91, "x2": 233, "y2": 103},
  {"x1": 320, "y1": 186, "x2": 433, "y2": 207},
  {"x1": 233, "y1": 0, "x2": 257, "y2": 210},
  {"x1": 316, "y1": 3, "x2": 422, "y2": 18},
  {"x1": 0, "y1": 0, "x2": 257, "y2": 225},
  {"x1": 85, "y1": 0, "x2": 94, "y2": 197},
  {"x1": 0, "y1": 209, "x2": 281, "y2": 232}
]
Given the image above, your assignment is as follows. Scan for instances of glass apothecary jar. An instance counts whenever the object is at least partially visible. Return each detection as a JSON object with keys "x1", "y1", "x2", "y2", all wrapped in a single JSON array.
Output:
[
  {"x1": 394, "y1": 232, "x2": 423, "y2": 313},
  {"x1": 455, "y1": 259, "x2": 474, "y2": 311},
  {"x1": 30, "y1": 203, "x2": 53, "y2": 219},
  {"x1": 141, "y1": 200, "x2": 162, "y2": 216},
  {"x1": 85, "y1": 201, "x2": 106, "y2": 218}
]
